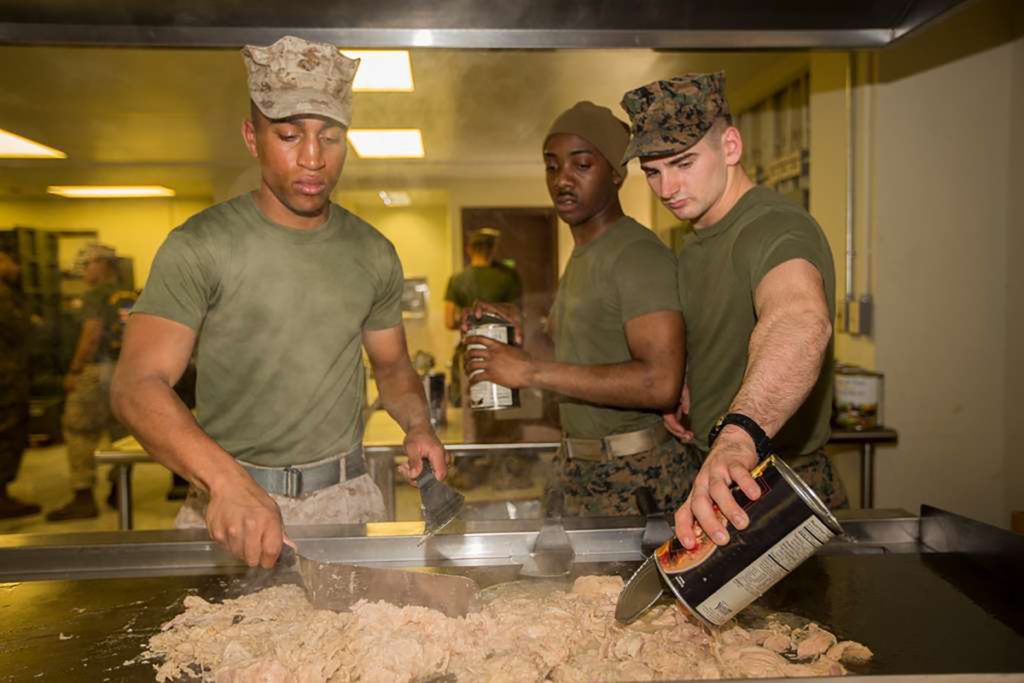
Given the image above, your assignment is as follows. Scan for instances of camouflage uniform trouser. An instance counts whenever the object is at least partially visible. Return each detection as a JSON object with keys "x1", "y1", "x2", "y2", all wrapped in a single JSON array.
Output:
[
  {"x1": 174, "y1": 473, "x2": 387, "y2": 529},
  {"x1": 552, "y1": 436, "x2": 703, "y2": 517},
  {"x1": 61, "y1": 362, "x2": 113, "y2": 491},
  {"x1": 0, "y1": 403, "x2": 29, "y2": 486},
  {"x1": 787, "y1": 448, "x2": 849, "y2": 510}
]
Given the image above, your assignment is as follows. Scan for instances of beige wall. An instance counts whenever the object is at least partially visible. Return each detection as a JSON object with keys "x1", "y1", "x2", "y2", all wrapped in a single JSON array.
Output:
[
  {"x1": 872, "y1": 36, "x2": 1021, "y2": 526},
  {"x1": 0, "y1": 197, "x2": 211, "y2": 286},
  {"x1": 1004, "y1": 34, "x2": 1024, "y2": 522}
]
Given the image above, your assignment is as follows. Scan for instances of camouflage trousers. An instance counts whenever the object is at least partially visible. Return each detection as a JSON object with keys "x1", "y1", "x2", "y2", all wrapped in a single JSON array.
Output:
[
  {"x1": 174, "y1": 473, "x2": 387, "y2": 529},
  {"x1": 552, "y1": 436, "x2": 703, "y2": 517},
  {"x1": 788, "y1": 448, "x2": 849, "y2": 510},
  {"x1": 0, "y1": 403, "x2": 29, "y2": 486},
  {"x1": 61, "y1": 362, "x2": 114, "y2": 491}
]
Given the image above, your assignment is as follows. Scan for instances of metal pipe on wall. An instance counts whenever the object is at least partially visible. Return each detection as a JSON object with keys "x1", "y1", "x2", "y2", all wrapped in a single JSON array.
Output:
[{"x1": 844, "y1": 51, "x2": 857, "y2": 335}]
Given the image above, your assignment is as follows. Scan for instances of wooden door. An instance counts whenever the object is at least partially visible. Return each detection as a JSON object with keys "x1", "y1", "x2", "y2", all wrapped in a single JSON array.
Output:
[{"x1": 460, "y1": 207, "x2": 558, "y2": 361}]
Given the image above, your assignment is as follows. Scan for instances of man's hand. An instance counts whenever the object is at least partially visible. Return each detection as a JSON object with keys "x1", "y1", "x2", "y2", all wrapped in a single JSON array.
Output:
[
  {"x1": 464, "y1": 335, "x2": 536, "y2": 389},
  {"x1": 63, "y1": 372, "x2": 79, "y2": 393},
  {"x1": 205, "y1": 470, "x2": 287, "y2": 569},
  {"x1": 663, "y1": 382, "x2": 694, "y2": 442},
  {"x1": 398, "y1": 424, "x2": 448, "y2": 482},
  {"x1": 461, "y1": 301, "x2": 523, "y2": 344},
  {"x1": 674, "y1": 426, "x2": 762, "y2": 549}
]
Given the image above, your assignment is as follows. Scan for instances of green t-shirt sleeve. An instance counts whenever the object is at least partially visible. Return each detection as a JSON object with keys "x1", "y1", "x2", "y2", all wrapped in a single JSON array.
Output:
[
  {"x1": 363, "y1": 242, "x2": 405, "y2": 330},
  {"x1": 80, "y1": 287, "x2": 107, "y2": 321},
  {"x1": 742, "y1": 213, "x2": 832, "y2": 291},
  {"x1": 613, "y1": 238, "x2": 682, "y2": 323},
  {"x1": 507, "y1": 269, "x2": 523, "y2": 302},
  {"x1": 132, "y1": 229, "x2": 217, "y2": 331},
  {"x1": 443, "y1": 274, "x2": 458, "y2": 304}
]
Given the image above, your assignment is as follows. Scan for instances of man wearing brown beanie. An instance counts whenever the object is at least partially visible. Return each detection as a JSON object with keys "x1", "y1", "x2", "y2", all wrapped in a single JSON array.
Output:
[{"x1": 466, "y1": 101, "x2": 701, "y2": 516}]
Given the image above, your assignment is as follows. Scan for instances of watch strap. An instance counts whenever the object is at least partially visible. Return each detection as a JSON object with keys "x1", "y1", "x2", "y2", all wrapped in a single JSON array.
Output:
[{"x1": 708, "y1": 413, "x2": 773, "y2": 461}]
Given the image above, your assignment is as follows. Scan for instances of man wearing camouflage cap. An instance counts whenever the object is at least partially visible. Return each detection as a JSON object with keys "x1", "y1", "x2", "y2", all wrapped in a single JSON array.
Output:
[
  {"x1": 621, "y1": 72, "x2": 847, "y2": 550},
  {"x1": 466, "y1": 101, "x2": 701, "y2": 516},
  {"x1": 112, "y1": 36, "x2": 445, "y2": 567},
  {"x1": 48, "y1": 243, "x2": 128, "y2": 520}
]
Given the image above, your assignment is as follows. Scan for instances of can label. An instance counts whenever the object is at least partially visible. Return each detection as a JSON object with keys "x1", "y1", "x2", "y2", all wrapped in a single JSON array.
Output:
[
  {"x1": 467, "y1": 322, "x2": 518, "y2": 410},
  {"x1": 654, "y1": 456, "x2": 840, "y2": 627}
]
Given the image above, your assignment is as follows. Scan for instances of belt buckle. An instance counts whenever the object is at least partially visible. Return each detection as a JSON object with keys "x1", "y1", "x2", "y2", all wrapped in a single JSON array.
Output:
[{"x1": 283, "y1": 466, "x2": 303, "y2": 498}]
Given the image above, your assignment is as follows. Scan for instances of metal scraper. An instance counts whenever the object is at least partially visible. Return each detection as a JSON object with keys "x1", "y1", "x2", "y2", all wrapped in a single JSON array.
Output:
[
  {"x1": 519, "y1": 489, "x2": 575, "y2": 578},
  {"x1": 416, "y1": 459, "x2": 464, "y2": 543},
  {"x1": 280, "y1": 545, "x2": 481, "y2": 618}
]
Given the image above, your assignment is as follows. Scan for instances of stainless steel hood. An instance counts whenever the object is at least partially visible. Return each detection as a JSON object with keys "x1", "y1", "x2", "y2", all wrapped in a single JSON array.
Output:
[{"x1": 0, "y1": 0, "x2": 972, "y2": 49}]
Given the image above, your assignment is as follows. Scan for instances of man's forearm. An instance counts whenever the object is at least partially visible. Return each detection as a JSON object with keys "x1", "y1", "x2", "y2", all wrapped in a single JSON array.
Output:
[
  {"x1": 530, "y1": 359, "x2": 679, "y2": 411},
  {"x1": 374, "y1": 362, "x2": 433, "y2": 434},
  {"x1": 111, "y1": 374, "x2": 243, "y2": 495},
  {"x1": 728, "y1": 308, "x2": 832, "y2": 437}
]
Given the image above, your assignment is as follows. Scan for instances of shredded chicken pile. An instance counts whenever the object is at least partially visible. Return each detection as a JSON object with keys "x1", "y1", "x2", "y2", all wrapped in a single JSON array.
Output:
[{"x1": 143, "y1": 575, "x2": 872, "y2": 682}]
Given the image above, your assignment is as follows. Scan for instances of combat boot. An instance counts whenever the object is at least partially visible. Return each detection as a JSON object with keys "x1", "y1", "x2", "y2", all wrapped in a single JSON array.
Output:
[
  {"x1": 46, "y1": 489, "x2": 98, "y2": 521},
  {"x1": 0, "y1": 486, "x2": 41, "y2": 519}
]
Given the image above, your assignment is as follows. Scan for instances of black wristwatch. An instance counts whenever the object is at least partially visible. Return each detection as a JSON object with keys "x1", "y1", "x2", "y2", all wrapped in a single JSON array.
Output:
[{"x1": 708, "y1": 413, "x2": 773, "y2": 462}]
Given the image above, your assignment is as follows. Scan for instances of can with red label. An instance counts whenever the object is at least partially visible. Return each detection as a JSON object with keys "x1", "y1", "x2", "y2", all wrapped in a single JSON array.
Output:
[{"x1": 654, "y1": 455, "x2": 842, "y2": 627}]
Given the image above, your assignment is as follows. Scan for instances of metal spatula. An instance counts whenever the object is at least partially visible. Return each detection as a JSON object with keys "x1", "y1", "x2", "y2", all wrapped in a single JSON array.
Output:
[
  {"x1": 417, "y1": 459, "x2": 464, "y2": 543},
  {"x1": 280, "y1": 545, "x2": 481, "y2": 617},
  {"x1": 519, "y1": 489, "x2": 575, "y2": 578}
]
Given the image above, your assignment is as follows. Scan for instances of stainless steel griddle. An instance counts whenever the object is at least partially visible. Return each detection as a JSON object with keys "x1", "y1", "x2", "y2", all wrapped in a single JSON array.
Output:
[{"x1": 1, "y1": 507, "x2": 1023, "y2": 682}]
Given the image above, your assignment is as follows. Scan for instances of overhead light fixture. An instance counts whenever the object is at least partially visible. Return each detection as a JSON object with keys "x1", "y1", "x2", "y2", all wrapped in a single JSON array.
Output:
[
  {"x1": 378, "y1": 191, "x2": 412, "y2": 207},
  {"x1": 340, "y1": 50, "x2": 415, "y2": 92},
  {"x1": 0, "y1": 128, "x2": 66, "y2": 159},
  {"x1": 347, "y1": 129, "x2": 425, "y2": 159},
  {"x1": 47, "y1": 185, "x2": 176, "y2": 199}
]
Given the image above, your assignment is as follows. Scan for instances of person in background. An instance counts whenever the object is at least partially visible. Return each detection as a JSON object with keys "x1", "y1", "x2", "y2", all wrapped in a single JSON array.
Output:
[
  {"x1": 111, "y1": 36, "x2": 445, "y2": 568},
  {"x1": 444, "y1": 228, "x2": 522, "y2": 333},
  {"x1": 0, "y1": 248, "x2": 41, "y2": 518},
  {"x1": 620, "y1": 72, "x2": 847, "y2": 549},
  {"x1": 465, "y1": 101, "x2": 700, "y2": 515},
  {"x1": 443, "y1": 227, "x2": 526, "y2": 487},
  {"x1": 47, "y1": 243, "x2": 123, "y2": 521}
]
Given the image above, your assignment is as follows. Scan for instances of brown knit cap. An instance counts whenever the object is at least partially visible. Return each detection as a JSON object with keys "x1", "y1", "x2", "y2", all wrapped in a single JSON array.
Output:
[{"x1": 544, "y1": 101, "x2": 631, "y2": 179}]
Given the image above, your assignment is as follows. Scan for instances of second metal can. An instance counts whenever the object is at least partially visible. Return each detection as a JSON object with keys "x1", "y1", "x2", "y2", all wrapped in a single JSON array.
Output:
[{"x1": 465, "y1": 313, "x2": 520, "y2": 411}]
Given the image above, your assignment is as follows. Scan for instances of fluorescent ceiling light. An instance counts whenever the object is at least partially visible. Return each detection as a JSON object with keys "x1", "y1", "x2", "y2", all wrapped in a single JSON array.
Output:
[
  {"x1": 348, "y1": 129, "x2": 425, "y2": 159},
  {"x1": 339, "y1": 50, "x2": 414, "y2": 92},
  {"x1": 47, "y1": 185, "x2": 176, "y2": 199},
  {"x1": 378, "y1": 191, "x2": 412, "y2": 207},
  {"x1": 0, "y1": 128, "x2": 66, "y2": 159}
]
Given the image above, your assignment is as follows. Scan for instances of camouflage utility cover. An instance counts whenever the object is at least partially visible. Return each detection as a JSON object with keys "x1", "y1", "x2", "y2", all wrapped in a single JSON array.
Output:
[
  {"x1": 620, "y1": 72, "x2": 730, "y2": 163},
  {"x1": 242, "y1": 35, "x2": 360, "y2": 127}
]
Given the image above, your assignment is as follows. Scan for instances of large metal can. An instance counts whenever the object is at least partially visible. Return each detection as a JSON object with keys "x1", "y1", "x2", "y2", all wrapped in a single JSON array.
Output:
[
  {"x1": 465, "y1": 313, "x2": 520, "y2": 411},
  {"x1": 654, "y1": 455, "x2": 842, "y2": 627}
]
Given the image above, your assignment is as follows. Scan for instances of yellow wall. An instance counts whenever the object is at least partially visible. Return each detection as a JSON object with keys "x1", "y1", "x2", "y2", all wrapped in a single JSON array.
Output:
[
  {"x1": 809, "y1": 52, "x2": 876, "y2": 371},
  {"x1": 343, "y1": 201, "x2": 456, "y2": 367},
  {"x1": 0, "y1": 197, "x2": 212, "y2": 287}
]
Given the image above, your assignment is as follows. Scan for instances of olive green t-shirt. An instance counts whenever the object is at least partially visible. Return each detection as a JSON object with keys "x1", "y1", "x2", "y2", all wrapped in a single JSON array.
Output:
[
  {"x1": 551, "y1": 215, "x2": 682, "y2": 438},
  {"x1": 444, "y1": 264, "x2": 522, "y2": 308},
  {"x1": 81, "y1": 281, "x2": 120, "y2": 363},
  {"x1": 678, "y1": 186, "x2": 836, "y2": 457},
  {"x1": 133, "y1": 193, "x2": 404, "y2": 466}
]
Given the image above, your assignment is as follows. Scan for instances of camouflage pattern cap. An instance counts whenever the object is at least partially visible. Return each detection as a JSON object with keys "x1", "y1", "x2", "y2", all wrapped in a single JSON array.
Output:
[
  {"x1": 74, "y1": 243, "x2": 117, "y2": 273},
  {"x1": 242, "y1": 36, "x2": 360, "y2": 127},
  {"x1": 619, "y1": 72, "x2": 730, "y2": 163},
  {"x1": 468, "y1": 227, "x2": 500, "y2": 246}
]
